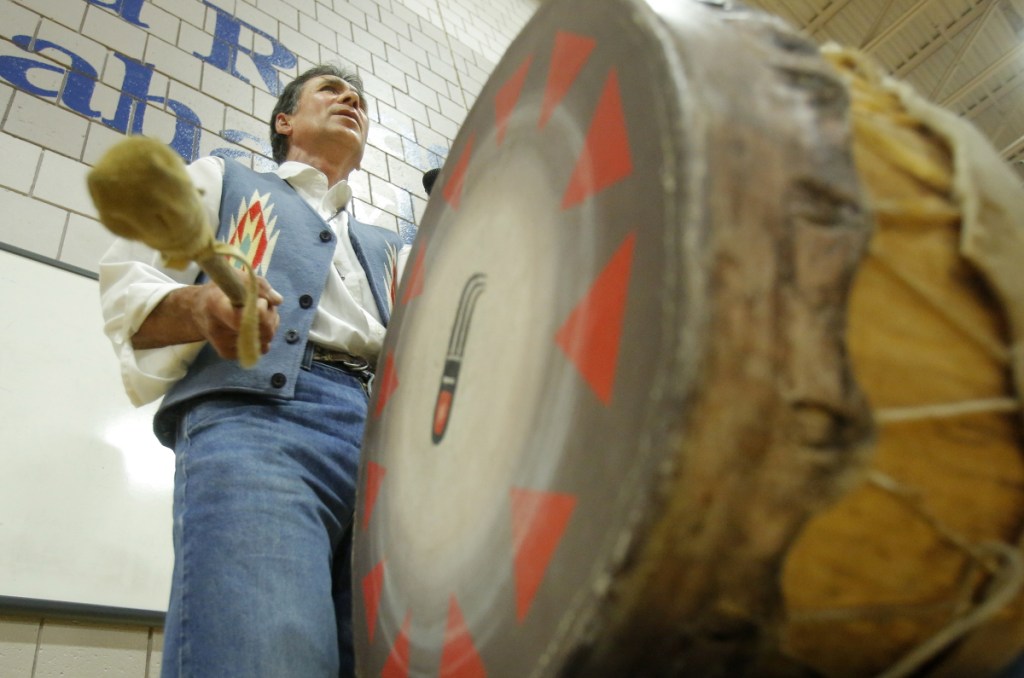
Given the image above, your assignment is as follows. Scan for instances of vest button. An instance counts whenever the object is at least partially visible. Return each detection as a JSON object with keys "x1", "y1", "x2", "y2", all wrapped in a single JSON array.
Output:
[
  {"x1": 319, "y1": 230, "x2": 332, "y2": 242},
  {"x1": 284, "y1": 329, "x2": 300, "y2": 344},
  {"x1": 270, "y1": 373, "x2": 287, "y2": 388},
  {"x1": 299, "y1": 294, "x2": 314, "y2": 309}
]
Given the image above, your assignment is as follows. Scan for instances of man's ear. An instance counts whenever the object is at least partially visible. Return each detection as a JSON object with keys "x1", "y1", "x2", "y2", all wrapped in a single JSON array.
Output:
[{"x1": 275, "y1": 112, "x2": 292, "y2": 136}]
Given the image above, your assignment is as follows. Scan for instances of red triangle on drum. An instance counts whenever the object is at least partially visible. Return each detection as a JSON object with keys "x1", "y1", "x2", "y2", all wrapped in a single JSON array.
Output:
[
  {"x1": 381, "y1": 612, "x2": 412, "y2": 678},
  {"x1": 495, "y1": 56, "x2": 533, "y2": 146},
  {"x1": 362, "y1": 461, "x2": 386, "y2": 530},
  {"x1": 439, "y1": 596, "x2": 487, "y2": 678},
  {"x1": 539, "y1": 31, "x2": 596, "y2": 129},
  {"x1": 510, "y1": 487, "x2": 577, "y2": 623},
  {"x1": 374, "y1": 351, "x2": 399, "y2": 418},
  {"x1": 555, "y1": 231, "x2": 635, "y2": 406},
  {"x1": 561, "y1": 69, "x2": 633, "y2": 209},
  {"x1": 362, "y1": 559, "x2": 386, "y2": 643},
  {"x1": 401, "y1": 246, "x2": 425, "y2": 305},
  {"x1": 442, "y1": 134, "x2": 475, "y2": 209}
]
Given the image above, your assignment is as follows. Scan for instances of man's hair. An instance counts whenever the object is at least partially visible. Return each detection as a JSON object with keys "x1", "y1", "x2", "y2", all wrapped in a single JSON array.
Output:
[{"x1": 269, "y1": 64, "x2": 366, "y2": 164}]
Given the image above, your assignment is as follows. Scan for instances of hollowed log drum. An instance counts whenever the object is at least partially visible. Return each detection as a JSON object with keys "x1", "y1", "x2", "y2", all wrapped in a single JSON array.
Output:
[{"x1": 353, "y1": 1, "x2": 1024, "y2": 675}]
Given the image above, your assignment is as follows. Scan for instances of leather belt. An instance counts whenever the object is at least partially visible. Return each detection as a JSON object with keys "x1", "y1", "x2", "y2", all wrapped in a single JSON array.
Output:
[{"x1": 310, "y1": 344, "x2": 374, "y2": 378}]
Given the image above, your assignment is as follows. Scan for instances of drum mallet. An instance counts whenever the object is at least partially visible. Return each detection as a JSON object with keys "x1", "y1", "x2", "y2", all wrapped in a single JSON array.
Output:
[{"x1": 87, "y1": 135, "x2": 261, "y2": 368}]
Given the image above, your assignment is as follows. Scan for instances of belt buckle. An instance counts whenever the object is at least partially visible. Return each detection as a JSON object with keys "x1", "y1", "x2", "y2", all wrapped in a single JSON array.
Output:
[
  {"x1": 313, "y1": 345, "x2": 372, "y2": 376},
  {"x1": 339, "y1": 355, "x2": 370, "y2": 373}
]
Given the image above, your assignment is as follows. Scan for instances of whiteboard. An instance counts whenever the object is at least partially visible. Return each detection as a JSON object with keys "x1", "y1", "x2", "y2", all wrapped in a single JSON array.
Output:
[{"x1": 0, "y1": 247, "x2": 172, "y2": 622}]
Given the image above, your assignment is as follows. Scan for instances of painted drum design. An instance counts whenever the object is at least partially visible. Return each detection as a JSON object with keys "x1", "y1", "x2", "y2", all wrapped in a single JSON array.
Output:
[{"x1": 354, "y1": 0, "x2": 1024, "y2": 676}]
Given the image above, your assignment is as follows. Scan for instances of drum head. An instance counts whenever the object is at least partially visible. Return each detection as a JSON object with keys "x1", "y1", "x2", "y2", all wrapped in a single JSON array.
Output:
[{"x1": 354, "y1": 0, "x2": 872, "y2": 675}]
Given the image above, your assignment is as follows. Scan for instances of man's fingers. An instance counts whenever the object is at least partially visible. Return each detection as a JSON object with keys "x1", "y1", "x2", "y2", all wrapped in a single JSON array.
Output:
[
  {"x1": 197, "y1": 278, "x2": 280, "y2": 357},
  {"x1": 255, "y1": 276, "x2": 283, "y2": 305},
  {"x1": 256, "y1": 297, "x2": 280, "y2": 352}
]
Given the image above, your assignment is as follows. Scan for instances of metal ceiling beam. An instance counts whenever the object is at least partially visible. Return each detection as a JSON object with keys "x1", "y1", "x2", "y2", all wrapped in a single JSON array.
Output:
[
  {"x1": 928, "y1": 0, "x2": 999, "y2": 99},
  {"x1": 805, "y1": 0, "x2": 856, "y2": 34},
  {"x1": 858, "y1": 0, "x2": 900, "y2": 49},
  {"x1": 939, "y1": 41, "x2": 1024, "y2": 108},
  {"x1": 892, "y1": 0, "x2": 1001, "y2": 79},
  {"x1": 862, "y1": 0, "x2": 935, "y2": 53},
  {"x1": 745, "y1": 0, "x2": 803, "y2": 29},
  {"x1": 964, "y1": 73, "x2": 1024, "y2": 122},
  {"x1": 1000, "y1": 132, "x2": 1024, "y2": 160}
]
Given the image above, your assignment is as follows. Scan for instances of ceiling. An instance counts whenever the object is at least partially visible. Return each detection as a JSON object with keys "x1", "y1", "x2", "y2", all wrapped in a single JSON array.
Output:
[{"x1": 743, "y1": 0, "x2": 1024, "y2": 180}]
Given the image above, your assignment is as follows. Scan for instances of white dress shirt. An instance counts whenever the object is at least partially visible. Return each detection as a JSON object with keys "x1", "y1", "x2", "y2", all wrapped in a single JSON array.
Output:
[{"x1": 99, "y1": 157, "x2": 407, "y2": 407}]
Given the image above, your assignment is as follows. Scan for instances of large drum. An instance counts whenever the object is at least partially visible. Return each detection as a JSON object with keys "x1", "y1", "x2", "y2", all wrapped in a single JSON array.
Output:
[{"x1": 353, "y1": 0, "x2": 1024, "y2": 676}]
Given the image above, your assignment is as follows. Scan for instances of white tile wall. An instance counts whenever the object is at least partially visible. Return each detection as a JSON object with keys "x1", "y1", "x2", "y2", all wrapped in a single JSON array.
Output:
[
  {"x1": 0, "y1": 187, "x2": 67, "y2": 255},
  {"x1": 235, "y1": 2, "x2": 280, "y2": 37},
  {"x1": 145, "y1": 37, "x2": 202, "y2": 89},
  {"x1": 360, "y1": 142, "x2": 388, "y2": 179},
  {"x1": 5, "y1": 92, "x2": 90, "y2": 158},
  {"x1": 34, "y1": 151, "x2": 96, "y2": 217},
  {"x1": 0, "y1": 82, "x2": 13, "y2": 118},
  {"x1": 201, "y1": 61, "x2": 259, "y2": 109},
  {"x1": 35, "y1": 20, "x2": 109, "y2": 69},
  {"x1": 330, "y1": 0, "x2": 368, "y2": 30},
  {"x1": 425, "y1": 106, "x2": 458, "y2": 139},
  {"x1": 0, "y1": 0, "x2": 42, "y2": 40},
  {"x1": 150, "y1": 630, "x2": 164, "y2": 677},
  {"x1": 149, "y1": 0, "x2": 205, "y2": 29},
  {"x1": 166, "y1": 79, "x2": 228, "y2": 131},
  {"x1": 34, "y1": 622, "x2": 149, "y2": 678},
  {"x1": 223, "y1": 106, "x2": 271, "y2": 152},
  {"x1": 136, "y1": 3, "x2": 182, "y2": 44},
  {"x1": 16, "y1": 0, "x2": 86, "y2": 32},
  {"x1": 81, "y1": 5, "x2": 147, "y2": 60},
  {"x1": 134, "y1": 102, "x2": 186, "y2": 152},
  {"x1": 261, "y1": 0, "x2": 302, "y2": 29},
  {"x1": 61, "y1": 212, "x2": 116, "y2": 270},
  {"x1": 176, "y1": 21, "x2": 217, "y2": 66},
  {"x1": 386, "y1": 152, "x2": 425, "y2": 196},
  {"x1": 281, "y1": 24, "x2": 322, "y2": 62},
  {"x1": 368, "y1": 171, "x2": 413, "y2": 221},
  {"x1": 0, "y1": 0, "x2": 540, "y2": 672},
  {"x1": 82, "y1": 120, "x2": 125, "y2": 165},
  {"x1": 0, "y1": 131, "x2": 41, "y2": 192},
  {"x1": 0, "y1": 617, "x2": 38, "y2": 677}
]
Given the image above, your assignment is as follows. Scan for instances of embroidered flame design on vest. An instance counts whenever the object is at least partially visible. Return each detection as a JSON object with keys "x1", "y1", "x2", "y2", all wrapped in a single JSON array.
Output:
[{"x1": 228, "y1": 191, "x2": 280, "y2": 275}]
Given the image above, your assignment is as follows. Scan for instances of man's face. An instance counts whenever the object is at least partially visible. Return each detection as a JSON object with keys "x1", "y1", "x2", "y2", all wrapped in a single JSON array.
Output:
[{"x1": 278, "y1": 75, "x2": 370, "y2": 164}]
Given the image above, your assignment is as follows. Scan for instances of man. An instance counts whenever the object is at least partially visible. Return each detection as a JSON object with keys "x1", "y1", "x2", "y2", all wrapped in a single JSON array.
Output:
[{"x1": 99, "y1": 64, "x2": 405, "y2": 677}]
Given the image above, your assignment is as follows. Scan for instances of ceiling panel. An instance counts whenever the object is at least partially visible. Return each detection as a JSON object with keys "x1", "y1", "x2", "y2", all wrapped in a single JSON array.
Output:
[{"x1": 744, "y1": 0, "x2": 1024, "y2": 179}]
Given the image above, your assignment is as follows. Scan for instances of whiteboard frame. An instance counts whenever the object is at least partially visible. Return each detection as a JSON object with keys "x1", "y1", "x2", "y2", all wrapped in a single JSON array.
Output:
[{"x1": 0, "y1": 243, "x2": 172, "y2": 626}]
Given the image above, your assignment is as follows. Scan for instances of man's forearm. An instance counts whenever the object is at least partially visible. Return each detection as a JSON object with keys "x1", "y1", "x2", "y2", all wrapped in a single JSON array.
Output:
[
  {"x1": 130, "y1": 278, "x2": 282, "y2": 358},
  {"x1": 130, "y1": 286, "x2": 206, "y2": 350}
]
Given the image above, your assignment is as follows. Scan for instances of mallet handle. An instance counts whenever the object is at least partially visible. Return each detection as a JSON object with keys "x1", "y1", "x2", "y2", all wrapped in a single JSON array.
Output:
[{"x1": 196, "y1": 252, "x2": 248, "y2": 308}]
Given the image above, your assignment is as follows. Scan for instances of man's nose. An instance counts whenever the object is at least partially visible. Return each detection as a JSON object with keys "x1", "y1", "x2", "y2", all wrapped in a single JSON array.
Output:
[{"x1": 340, "y1": 87, "x2": 361, "y2": 109}]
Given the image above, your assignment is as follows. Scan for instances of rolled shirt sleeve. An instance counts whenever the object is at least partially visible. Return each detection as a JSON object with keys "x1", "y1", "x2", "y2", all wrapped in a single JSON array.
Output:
[{"x1": 97, "y1": 156, "x2": 225, "y2": 406}]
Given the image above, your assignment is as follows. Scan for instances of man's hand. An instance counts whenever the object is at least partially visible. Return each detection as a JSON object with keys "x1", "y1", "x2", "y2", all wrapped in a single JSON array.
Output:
[
  {"x1": 132, "y1": 272, "x2": 283, "y2": 359},
  {"x1": 193, "y1": 275, "x2": 283, "y2": 358}
]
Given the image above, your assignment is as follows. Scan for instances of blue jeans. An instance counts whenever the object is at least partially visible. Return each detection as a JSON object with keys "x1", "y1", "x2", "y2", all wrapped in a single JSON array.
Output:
[{"x1": 161, "y1": 362, "x2": 367, "y2": 678}]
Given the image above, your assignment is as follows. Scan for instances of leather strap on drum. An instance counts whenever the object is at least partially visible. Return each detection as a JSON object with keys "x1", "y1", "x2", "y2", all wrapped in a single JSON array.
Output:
[{"x1": 780, "y1": 46, "x2": 1024, "y2": 678}]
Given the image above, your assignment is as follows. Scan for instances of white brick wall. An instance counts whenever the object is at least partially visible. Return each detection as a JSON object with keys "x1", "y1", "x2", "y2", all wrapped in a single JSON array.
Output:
[
  {"x1": 0, "y1": 0, "x2": 539, "y2": 672},
  {"x1": 0, "y1": 0, "x2": 539, "y2": 267},
  {"x1": 0, "y1": 617, "x2": 38, "y2": 676}
]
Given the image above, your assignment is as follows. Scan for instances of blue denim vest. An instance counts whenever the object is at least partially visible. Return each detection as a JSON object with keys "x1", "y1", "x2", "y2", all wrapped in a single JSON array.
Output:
[{"x1": 153, "y1": 161, "x2": 403, "y2": 445}]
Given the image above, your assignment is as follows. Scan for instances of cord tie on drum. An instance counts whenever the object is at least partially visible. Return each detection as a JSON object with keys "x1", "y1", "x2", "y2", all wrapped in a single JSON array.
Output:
[
  {"x1": 867, "y1": 471, "x2": 1024, "y2": 678},
  {"x1": 874, "y1": 397, "x2": 1020, "y2": 424}
]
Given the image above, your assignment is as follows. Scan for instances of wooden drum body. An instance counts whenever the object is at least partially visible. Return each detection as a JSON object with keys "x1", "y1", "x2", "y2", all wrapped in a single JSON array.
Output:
[{"x1": 352, "y1": 1, "x2": 1024, "y2": 675}]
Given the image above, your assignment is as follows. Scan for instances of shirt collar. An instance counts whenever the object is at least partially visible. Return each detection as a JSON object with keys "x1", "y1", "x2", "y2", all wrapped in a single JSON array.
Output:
[{"x1": 275, "y1": 161, "x2": 353, "y2": 215}]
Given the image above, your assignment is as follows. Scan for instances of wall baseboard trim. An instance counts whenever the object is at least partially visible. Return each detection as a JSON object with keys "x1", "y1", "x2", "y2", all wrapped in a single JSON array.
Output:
[{"x1": 0, "y1": 595, "x2": 164, "y2": 627}]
